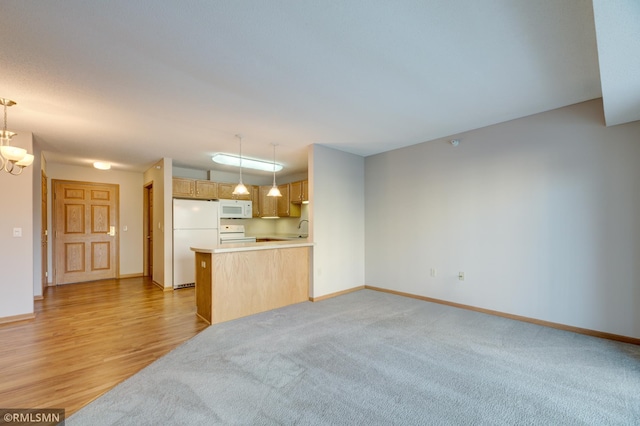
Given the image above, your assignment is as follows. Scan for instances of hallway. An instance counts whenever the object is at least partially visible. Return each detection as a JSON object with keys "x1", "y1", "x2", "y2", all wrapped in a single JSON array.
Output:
[{"x1": 0, "y1": 277, "x2": 208, "y2": 415}]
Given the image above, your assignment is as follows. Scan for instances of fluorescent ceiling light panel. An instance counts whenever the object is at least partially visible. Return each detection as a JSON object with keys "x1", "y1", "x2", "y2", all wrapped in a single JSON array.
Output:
[
  {"x1": 212, "y1": 153, "x2": 283, "y2": 172},
  {"x1": 93, "y1": 161, "x2": 111, "y2": 170}
]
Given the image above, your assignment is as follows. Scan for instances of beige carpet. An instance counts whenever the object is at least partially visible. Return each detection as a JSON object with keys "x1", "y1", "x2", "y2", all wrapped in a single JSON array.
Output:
[{"x1": 69, "y1": 289, "x2": 640, "y2": 425}]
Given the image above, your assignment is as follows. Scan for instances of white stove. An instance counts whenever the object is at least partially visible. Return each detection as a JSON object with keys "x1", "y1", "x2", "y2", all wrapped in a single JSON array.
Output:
[{"x1": 219, "y1": 224, "x2": 256, "y2": 244}]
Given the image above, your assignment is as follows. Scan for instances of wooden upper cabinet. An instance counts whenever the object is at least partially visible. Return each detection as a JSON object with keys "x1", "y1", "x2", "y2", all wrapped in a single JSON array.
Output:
[
  {"x1": 302, "y1": 180, "x2": 308, "y2": 203},
  {"x1": 276, "y1": 184, "x2": 289, "y2": 217},
  {"x1": 216, "y1": 183, "x2": 234, "y2": 199},
  {"x1": 172, "y1": 178, "x2": 217, "y2": 200},
  {"x1": 217, "y1": 182, "x2": 252, "y2": 200},
  {"x1": 194, "y1": 180, "x2": 217, "y2": 199},
  {"x1": 172, "y1": 178, "x2": 306, "y2": 214},
  {"x1": 259, "y1": 186, "x2": 278, "y2": 217},
  {"x1": 277, "y1": 184, "x2": 301, "y2": 218},
  {"x1": 250, "y1": 185, "x2": 260, "y2": 217},
  {"x1": 172, "y1": 177, "x2": 195, "y2": 198},
  {"x1": 290, "y1": 180, "x2": 309, "y2": 204},
  {"x1": 238, "y1": 186, "x2": 253, "y2": 201}
]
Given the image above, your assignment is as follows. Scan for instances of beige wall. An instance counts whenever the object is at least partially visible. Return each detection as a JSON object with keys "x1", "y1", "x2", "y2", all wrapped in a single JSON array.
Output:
[
  {"x1": 310, "y1": 144, "x2": 365, "y2": 298},
  {"x1": 143, "y1": 158, "x2": 172, "y2": 289},
  {"x1": 37, "y1": 151, "x2": 47, "y2": 297},
  {"x1": 46, "y1": 162, "x2": 145, "y2": 281},
  {"x1": 365, "y1": 99, "x2": 640, "y2": 339},
  {"x1": 0, "y1": 132, "x2": 34, "y2": 318}
]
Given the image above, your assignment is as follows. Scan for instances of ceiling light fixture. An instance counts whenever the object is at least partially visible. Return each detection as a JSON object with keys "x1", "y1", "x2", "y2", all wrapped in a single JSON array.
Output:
[
  {"x1": 211, "y1": 153, "x2": 283, "y2": 172},
  {"x1": 267, "y1": 143, "x2": 282, "y2": 197},
  {"x1": 93, "y1": 161, "x2": 111, "y2": 170},
  {"x1": 232, "y1": 134, "x2": 249, "y2": 195},
  {"x1": 0, "y1": 98, "x2": 34, "y2": 175}
]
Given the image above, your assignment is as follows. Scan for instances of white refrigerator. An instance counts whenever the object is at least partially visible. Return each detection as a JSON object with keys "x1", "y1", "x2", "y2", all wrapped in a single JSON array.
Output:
[{"x1": 173, "y1": 199, "x2": 219, "y2": 289}]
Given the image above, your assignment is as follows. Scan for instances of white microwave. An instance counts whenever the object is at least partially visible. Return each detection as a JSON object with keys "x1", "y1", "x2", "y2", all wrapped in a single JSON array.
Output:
[{"x1": 219, "y1": 199, "x2": 252, "y2": 219}]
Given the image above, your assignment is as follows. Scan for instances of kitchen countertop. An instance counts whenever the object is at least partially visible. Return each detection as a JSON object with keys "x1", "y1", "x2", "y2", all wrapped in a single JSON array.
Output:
[
  {"x1": 250, "y1": 233, "x2": 309, "y2": 241},
  {"x1": 191, "y1": 239, "x2": 313, "y2": 254}
]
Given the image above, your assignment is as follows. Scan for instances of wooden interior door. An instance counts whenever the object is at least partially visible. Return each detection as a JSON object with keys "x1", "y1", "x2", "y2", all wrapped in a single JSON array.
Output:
[
  {"x1": 144, "y1": 183, "x2": 153, "y2": 278},
  {"x1": 41, "y1": 171, "x2": 48, "y2": 291},
  {"x1": 53, "y1": 180, "x2": 119, "y2": 285}
]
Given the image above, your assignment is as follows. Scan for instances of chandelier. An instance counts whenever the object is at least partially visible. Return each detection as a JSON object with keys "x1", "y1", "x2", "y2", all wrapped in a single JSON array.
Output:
[{"x1": 0, "y1": 98, "x2": 34, "y2": 175}]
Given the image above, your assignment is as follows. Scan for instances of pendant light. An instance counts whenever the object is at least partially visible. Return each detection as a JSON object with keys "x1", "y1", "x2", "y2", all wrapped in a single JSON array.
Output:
[
  {"x1": 0, "y1": 98, "x2": 34, "y2": 175},
  {"x1": 267, "y1": 143, "x2": 282, "y2": 197},
  {"x1": 232, "y1": 134, "x2": 249, "y2": 195}
]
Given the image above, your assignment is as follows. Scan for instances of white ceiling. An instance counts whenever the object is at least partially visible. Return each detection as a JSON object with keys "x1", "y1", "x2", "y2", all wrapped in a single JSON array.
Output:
[{"x1": 1, "y1": 1, "x2": 636, "y2": 176}]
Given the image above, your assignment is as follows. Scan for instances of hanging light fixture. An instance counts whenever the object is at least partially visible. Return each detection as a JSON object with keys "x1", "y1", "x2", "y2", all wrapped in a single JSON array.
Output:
[
  {"x1": 267, "y1": 143, "x2": 282, "y2": 197},
  {"x1": 211, "y1": 153, "x2": 283, "y2": 172},
  {"x1": 232, "y1": 134, "x2": 249, "y2": 195},
  {"x1": 0, "y1": 98, "x2": 33, "y2": 175}
]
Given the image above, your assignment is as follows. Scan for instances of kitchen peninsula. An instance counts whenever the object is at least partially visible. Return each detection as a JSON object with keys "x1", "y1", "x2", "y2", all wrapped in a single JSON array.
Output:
[{"x1": 191, "y1": 241, "x2": 313, "y2": 324}]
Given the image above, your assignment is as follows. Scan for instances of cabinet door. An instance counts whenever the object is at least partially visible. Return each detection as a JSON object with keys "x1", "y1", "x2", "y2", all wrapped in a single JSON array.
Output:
[
  {"x1": 251, "y1": 185, "x2": 260, "y2": 217},
  {"x1": 277, "y1": 184, "x2": 290, "y2": 217},
  {"x1": 217, "y1": 182, "x2": 251, "y2": 200},
  {"x1": 301, "y1": 180, "x2": 308, "y2": 203},
  {"x1": 235, "y1": 189, "x2": 251, "y2": 200},
  {"x1": 289, "y1": 180, "x2": 309, "y2": 204},
  {"x1": 195, "y1": 180, "x2": 217, "y2": 199},
  {"x1": 217, "y1": 183, "x2": 235, "y2": 200},
  {"x1": 290, "y1": 181, "x2": 302, "y2": 203},
  {"x1": 259, "y1": 186, "x2": 278, "y2": 217},
  {"x1": 276, "y1": 184, "x2": 301, "y2": 217},
  {"x1": 172, "y1": 178, "x2": 195, "y2": 198}
]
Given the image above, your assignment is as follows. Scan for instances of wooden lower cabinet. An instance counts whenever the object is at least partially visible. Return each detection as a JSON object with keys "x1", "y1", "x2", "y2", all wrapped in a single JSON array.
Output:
[
  {"x1": 195, "y1": 252, "x2": 212, "y2": 323},
  {"x1": 194, "y1": 246, "x2": 310, "y2": 324}
]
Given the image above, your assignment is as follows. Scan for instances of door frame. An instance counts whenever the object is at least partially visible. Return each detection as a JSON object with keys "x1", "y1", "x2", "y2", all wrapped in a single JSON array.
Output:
[
  {"x1": 41, "y1": 170, "x2": 48, "y2": 293},
  {"x1": 51, "y1": 179, "x2": 120, "y2": 285},
  {"x1": 143, "y1": 181, "x2": 153, "y2": 279}
]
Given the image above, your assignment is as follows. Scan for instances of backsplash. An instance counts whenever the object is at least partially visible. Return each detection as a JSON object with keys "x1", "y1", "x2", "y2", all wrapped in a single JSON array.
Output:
[{"x1": 220, "y1": 204, "x2": 309, "y2": 236}]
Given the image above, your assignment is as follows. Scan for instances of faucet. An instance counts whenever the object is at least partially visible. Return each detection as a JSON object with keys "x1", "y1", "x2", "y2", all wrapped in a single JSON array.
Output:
[{"x1": 297, "y1": 219, "x2": 309, "y2": 229}]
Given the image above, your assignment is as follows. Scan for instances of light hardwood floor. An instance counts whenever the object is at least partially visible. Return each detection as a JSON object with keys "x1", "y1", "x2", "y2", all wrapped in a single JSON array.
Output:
[{"x1": 0, "y1": 277, "x2": 208, "y2": 415}]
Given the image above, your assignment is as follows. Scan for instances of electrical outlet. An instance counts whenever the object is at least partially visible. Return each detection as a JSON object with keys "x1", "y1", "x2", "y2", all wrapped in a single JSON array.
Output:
[
  {"x1": 458, "y1": 272, "x2": 465, "y2": 281},
  {"x1": 430, "y1": 268, "x2": 437, "y2": 277}
]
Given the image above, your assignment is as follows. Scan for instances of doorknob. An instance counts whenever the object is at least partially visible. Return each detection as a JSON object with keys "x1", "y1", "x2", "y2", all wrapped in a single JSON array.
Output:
[{"x1": 107, "y1": 226, "x2": 116, "y2": 236}]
